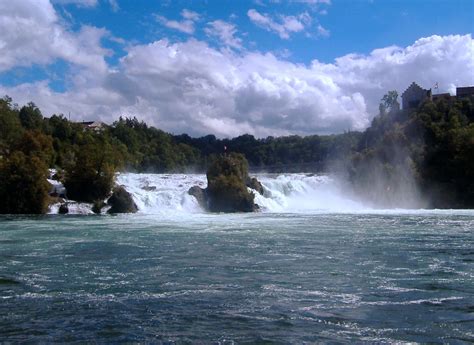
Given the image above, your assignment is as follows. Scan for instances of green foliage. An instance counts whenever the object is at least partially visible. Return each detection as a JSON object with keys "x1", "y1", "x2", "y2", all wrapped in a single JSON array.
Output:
[
  {"x1": 15, "y1": 130, "x2": 54, "y2": 166},
  {"x1": 413, "y1": 97, "x2": 474, "y2": 207},
  {"x1": 207, "y1": 153, "x2": 249, "y2": 182},
  {"x1": 207, "y1": 174, "x2": 256, "y2": 212},
  {"x1": 0, "y1": 151, "x2": 50, "y2": 214},
  {"x1": 0, "y1": 98, "x2": 54, "y2": 214},
  {"x1": 176, "y1": 132, "x2": 361, "y2": 172},
  {"x1": 19, "y1": 102, "x2": 44, "y2": 130},
  {"x1": 1, "y1": 93, "x2": 472, "y2": 211},
  {"x1": 350, "y1": 94, "x2": 474, "y2": 208},
  {"x1": 110, "y1": 117, "x2": 201, "y2": 172},
  {"x1": 380, "y1": 90, "x2": 399, "y2": 114},
  {"x1": 47, "y1": 114, "x2": 74, "y2": 141},
  {"x1": 64, "y1": 140, "x2": 117, "y2": 203},
  {"x1": 0, "y1": 96, "x2": 23, "y2": 155},
  {"x1": 206, "y1": 153, "x2": 256, "y2": 212}
]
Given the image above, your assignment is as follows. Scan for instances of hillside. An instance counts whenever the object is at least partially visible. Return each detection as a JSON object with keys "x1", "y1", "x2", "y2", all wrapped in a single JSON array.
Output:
[{"x1": 0, "y1": 91, "x2": 473, "y2": 212}]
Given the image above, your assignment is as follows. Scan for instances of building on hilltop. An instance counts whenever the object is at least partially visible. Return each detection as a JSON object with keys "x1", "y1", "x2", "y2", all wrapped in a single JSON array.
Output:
[
  {"x1": 431, "y1": 92, "x2": 451, "y2": 102},
  {"x1": 456, "y1": 86, "x2": 474, "y2": 98},
  {"x1": 401, "y1": 82, "x2": 474, "y2": 110},
  {"x1": 401, "y1": 82, "x2": 432, "y2": 110},
  {"x1": 78, "y1": 121, "x2": 106, "y2": 132}
]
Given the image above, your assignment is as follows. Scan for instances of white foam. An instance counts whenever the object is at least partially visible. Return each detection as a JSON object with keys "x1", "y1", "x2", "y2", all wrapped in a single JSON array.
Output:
[
  {"x1": 47, "y1": 179, "x2": 66, "y2": 196},
  {"x1": 115, "y1": 172, "x2": 366, "y2": 214},
  {"x1": 49, "y1": 172, "x2": 474, "y2": 215},
  {"x1": 116, "y1": 173, "x2": 206, "y2": 214},
  {"x1": 255, "y1": 173, "x2": 365, "y2": 212},
  {"x1": 49, "y1": 202, "x2": 94, "y2": 215}
]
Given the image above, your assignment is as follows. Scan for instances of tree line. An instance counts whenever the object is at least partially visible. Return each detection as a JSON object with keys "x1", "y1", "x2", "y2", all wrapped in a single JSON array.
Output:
[{"x1": 0, "y1": 90, "x2": 473, "y2": 213}]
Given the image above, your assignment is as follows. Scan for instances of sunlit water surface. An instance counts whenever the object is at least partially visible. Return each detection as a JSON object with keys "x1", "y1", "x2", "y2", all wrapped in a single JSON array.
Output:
[{"x1": 1, "y1": 210, "x2": 473, "y2": 343}]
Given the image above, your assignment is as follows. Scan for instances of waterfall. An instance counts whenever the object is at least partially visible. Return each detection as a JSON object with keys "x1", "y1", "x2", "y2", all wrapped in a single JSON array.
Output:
[{"x1": 116, "y1": 173, "x2": 365, "y2": 214}]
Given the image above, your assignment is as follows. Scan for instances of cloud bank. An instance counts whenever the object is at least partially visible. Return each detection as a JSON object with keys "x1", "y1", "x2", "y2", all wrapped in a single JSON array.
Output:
[{"x1": 1, "y1": 0, "x2": 473, "y2": 138}]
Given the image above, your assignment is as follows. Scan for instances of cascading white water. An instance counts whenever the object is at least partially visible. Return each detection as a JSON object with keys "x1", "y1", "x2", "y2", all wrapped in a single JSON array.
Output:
[
  {"x1": 114, "y1": 173, "x2": 366, "y2": 214},
  {"x1": 116, "y1": 173, "x2": 207, "y2": 213},
  {"x1": 49, "y1": 173, "x2": 474, "y2": 214},
  {"x1": 254, "y1": 174, "x2": 365, "y2": 212}
]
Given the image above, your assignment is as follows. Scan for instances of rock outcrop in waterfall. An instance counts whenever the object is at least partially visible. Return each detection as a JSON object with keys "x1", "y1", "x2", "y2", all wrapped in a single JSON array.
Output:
[{"x1": 188, "y1": 153, "x2": 263, "y2": 212}]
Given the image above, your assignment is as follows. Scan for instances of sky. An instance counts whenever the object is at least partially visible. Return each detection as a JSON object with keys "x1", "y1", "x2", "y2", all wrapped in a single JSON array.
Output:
[{"x1": 0, "y1": 0, "x2": 473, "y2": 138}]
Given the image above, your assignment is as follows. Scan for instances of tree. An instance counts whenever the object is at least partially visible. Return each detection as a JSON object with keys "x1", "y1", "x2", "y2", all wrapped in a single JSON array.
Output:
[
  {"x1": 19, "y1": 102, "x2": 44, "y2": 130},
  {"x1": 15, "y1": 130, "x2": 54, "y2": 166},
  {"x1": 64, "y1": 140, "x2": 117, "y2": 202},
  {"x1": 0, "y1": 96, "x2": 23, "y2": 155},
  {"x1": 379, "y1": 90, "x2": 399, "y2": 115},
  {"x1": 0, "y1": 151, "x2": 50, "y2": 214},
  {"x1": 48, "y1": 114, "x2": 74, "y2": 141}
]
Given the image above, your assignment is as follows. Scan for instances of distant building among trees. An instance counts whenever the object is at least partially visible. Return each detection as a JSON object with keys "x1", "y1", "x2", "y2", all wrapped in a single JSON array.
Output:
[
  {"x1": 457, "y1": 86, "x2": 474, "y2": 98},
  {"x1": 78, "y1": 121, "x2": 106, "y2": 132}
]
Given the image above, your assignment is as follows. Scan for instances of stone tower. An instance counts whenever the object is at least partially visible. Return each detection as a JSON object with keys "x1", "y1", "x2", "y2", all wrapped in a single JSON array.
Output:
[{"x1": 401, "y1": 82, "x2": 431, "y2": 110}]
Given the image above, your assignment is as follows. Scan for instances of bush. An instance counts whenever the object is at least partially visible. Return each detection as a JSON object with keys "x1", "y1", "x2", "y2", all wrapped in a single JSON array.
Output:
[
  {"x1": 0, "y1": 151, "x2": 50, "y2": 214},
  {"x1": 207, "y1": 153, "x2": 249, "y2": 182},
  {"x1": 15, "y1": 130, "x2": 54, "y2": 166},
  {"x1": 64, "y1": 141, "x2": 116, "y2": 203},
  {"x1": 207, "y1": 174, "x2": 256, "y2": 212}
]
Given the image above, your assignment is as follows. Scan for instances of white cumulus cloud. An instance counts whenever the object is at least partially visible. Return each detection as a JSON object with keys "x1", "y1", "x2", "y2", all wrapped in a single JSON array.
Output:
[
  {"x1": 0, "y1": 1, "x2": 473, "y2": 138},
  {"x1": 0, "y1": 0, "x2": 110, "y2": 74},
  {"x1": 181, "y1": 9, "x2": 200, "y2": 21},
  {"x1": 154, "y1": 9, "x2": 200, "y2": 35},
  {"x1": 247, "y1": 9, "x2": 311, "y2": 39},
  {"x1": 205, "y1": 20, "x2": 243, "y2": 49}
]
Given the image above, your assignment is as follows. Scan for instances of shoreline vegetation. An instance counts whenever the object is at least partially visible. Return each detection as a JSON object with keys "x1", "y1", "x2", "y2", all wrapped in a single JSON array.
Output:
[{"x1": 0, "y1": 90, "x2": 473, "y2": 214}]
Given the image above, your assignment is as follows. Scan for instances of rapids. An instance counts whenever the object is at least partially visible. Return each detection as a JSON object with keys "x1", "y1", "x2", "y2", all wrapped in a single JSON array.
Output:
[
  {"x1": 4, "y1": 173, "x2": 474, "y2": 343},
  {"x1": 49, "y1": 172, "x2": 367, "y2": 214},
  {"x1": 114, "y1": 173, "x2": 366, "y2": 214}
]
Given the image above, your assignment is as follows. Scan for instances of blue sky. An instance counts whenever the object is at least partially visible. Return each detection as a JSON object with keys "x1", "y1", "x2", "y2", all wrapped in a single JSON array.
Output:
[
  {"x1": 54, "y1": 0, "x2": 473, "y2": 63},
  {"x1": 0, "y1": 0, "x2": 473, "y2": 137}
]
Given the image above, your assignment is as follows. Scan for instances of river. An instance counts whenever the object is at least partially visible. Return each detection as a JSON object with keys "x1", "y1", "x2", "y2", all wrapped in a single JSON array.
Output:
[{"x1": 1, "y1": 173, "x2": 473, "y2": 343}]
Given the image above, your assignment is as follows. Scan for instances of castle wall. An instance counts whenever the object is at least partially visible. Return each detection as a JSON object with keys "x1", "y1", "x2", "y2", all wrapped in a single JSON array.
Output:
[{"x1": 402, "y1": 83, "x2": 430, "y2": 109}]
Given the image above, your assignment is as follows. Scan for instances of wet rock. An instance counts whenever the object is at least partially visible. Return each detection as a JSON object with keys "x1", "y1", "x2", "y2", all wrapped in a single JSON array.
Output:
[
  {"x1": 188, "y1": 154, "x2": 261, "y2": 213},
  {"x1": 205, "y1": 153, "x2": 259, "y2": 212},
  {"x1": 58, "y1": 203, "x2": 69, "y2": 214},
  {"x1": 107, "y1": 186, "x2": 138, "y2": 214},
  {"x1": 246, "y1": 177, "x2": 264, "y2": 195},
  {"x1": 188, "y1": 186, "x2": 207, "y2": 209},
  {"x1": 142, "y1": 185, "x2": 156, "y2": 191},
  {"x1": 92, "y1": 200, "x2": 106, "y2": 214}
]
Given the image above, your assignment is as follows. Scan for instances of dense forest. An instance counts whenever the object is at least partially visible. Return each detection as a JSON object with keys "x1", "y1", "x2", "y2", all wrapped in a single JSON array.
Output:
[
  {"x1": 0, "y1": 90, "x2": 473, "y2": 213},
  {"x1": 348, "y1": 92, "x2": 474, "y2": 208}
]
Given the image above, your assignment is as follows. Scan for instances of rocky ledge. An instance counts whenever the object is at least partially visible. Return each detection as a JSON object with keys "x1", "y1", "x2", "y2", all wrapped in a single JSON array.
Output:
[{"x1": 107, "y1": 186, "x2": 138, "y2": 214}]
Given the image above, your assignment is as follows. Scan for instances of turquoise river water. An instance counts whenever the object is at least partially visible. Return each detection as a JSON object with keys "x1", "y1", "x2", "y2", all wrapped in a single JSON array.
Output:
[
  {"x1": 1, "y1": 211, "x2": 473, "y2": 343},
  {"x1": 1, "y1": 174, "x2": 474, "y2": 343}
]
